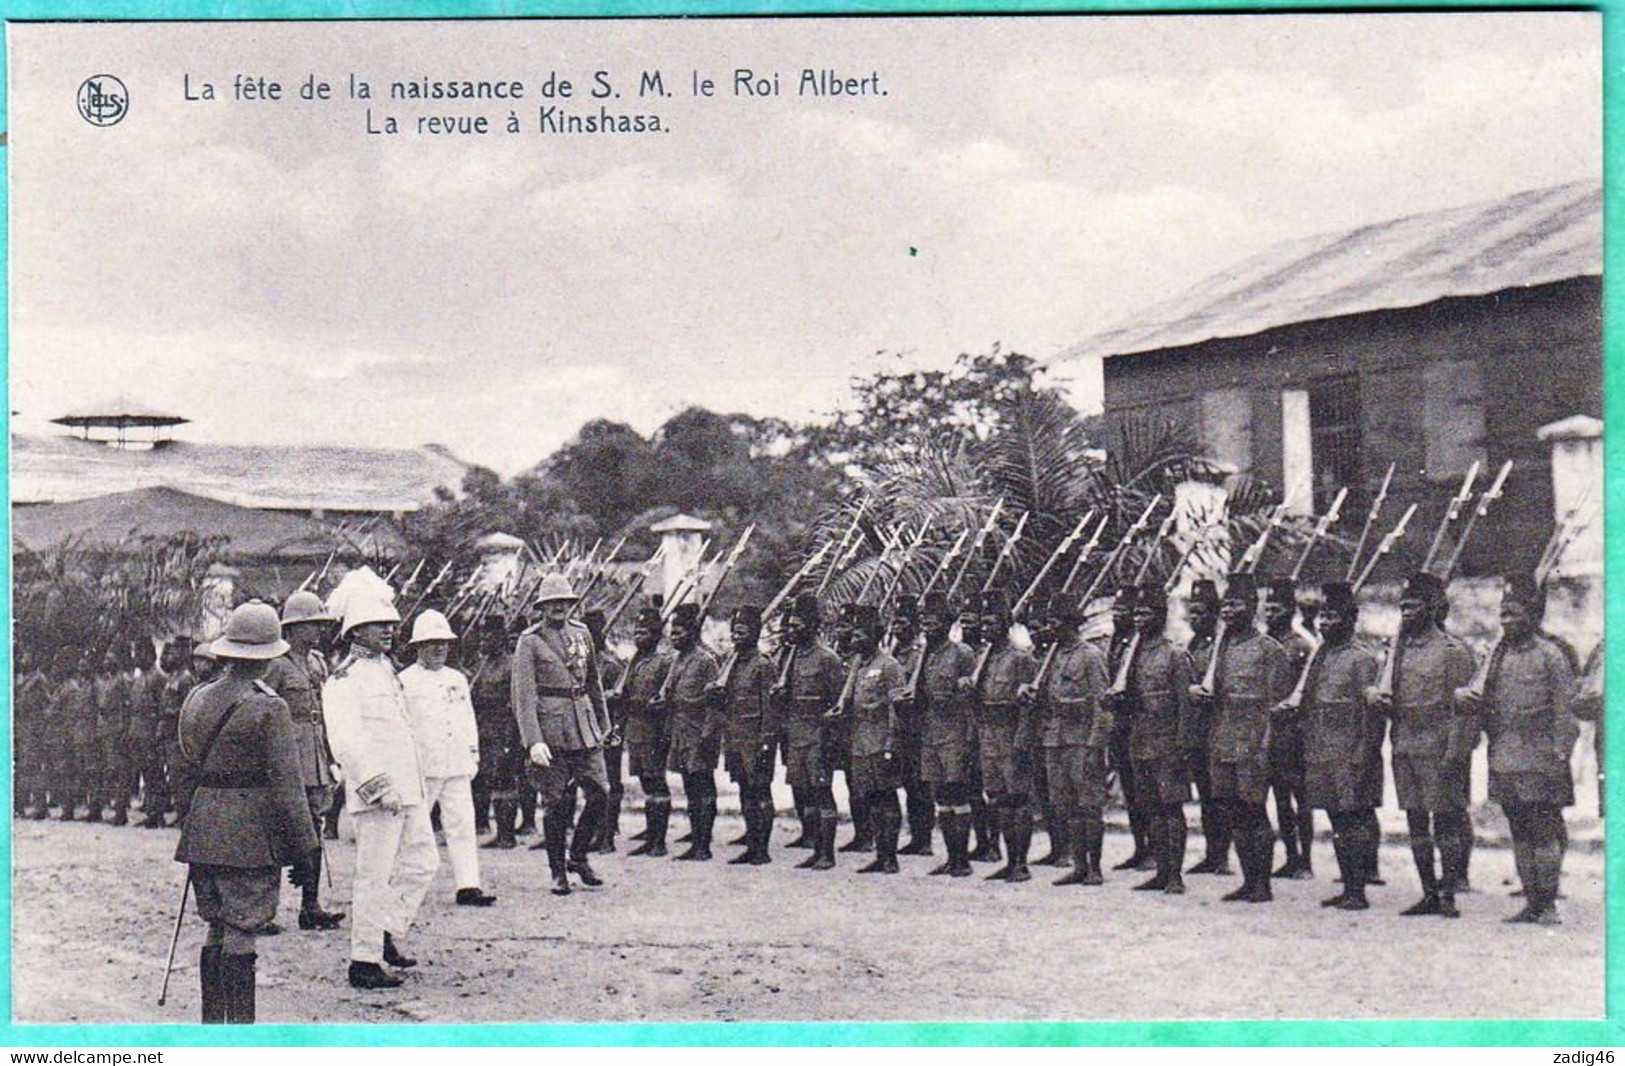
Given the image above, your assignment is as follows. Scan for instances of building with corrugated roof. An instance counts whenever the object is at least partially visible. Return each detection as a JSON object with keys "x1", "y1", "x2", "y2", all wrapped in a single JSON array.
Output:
[{"x1": 1058, "y1": 180, "x2": 1601, "y2": 580}]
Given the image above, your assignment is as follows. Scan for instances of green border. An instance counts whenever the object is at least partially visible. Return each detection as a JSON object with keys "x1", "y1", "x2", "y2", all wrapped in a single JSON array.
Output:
[{"x1": 0, "y1": 0, "x2": 1616, "y2": 1047}]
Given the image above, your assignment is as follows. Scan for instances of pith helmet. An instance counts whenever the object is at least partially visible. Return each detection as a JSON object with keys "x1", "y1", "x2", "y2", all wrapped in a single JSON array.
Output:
[
  {"x1": 534, "y1": 573, "x2": 579, "y2": 604},
  {"x1": 212, "y1": 601, "x2": 291, "y2": 661},
  {"x1": 409, "y1": 610, "x2": 457, "y2": 645},
  {"x1": 340, "y1": 595, "x2": 401, "y2": 637},
  {"x1": 281, "y1": 590, "x2": 333, "y2": 626}
]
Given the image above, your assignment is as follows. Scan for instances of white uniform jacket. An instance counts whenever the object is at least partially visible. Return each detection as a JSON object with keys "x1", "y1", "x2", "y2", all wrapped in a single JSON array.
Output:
[
  {"x1": 323, "y1": 653, "x2": 426, "y2": 813},
  {"x1": 398, "y1": 663, "x2": 480, "y2": 780}
]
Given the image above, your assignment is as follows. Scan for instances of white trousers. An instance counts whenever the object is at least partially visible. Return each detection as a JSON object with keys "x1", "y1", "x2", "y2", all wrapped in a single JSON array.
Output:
[
  {"x1": 423, "y1": 774, "x2": 482, "y2": 892},
  {"x1": 350, "y1": 803, "x2": 438, "y2": 964}
]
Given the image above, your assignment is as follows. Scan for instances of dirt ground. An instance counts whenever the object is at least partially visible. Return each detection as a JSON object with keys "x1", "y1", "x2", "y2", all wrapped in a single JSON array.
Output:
[{"x1": 12, "y1": 804, "x2": 1604, "y2": 1026}]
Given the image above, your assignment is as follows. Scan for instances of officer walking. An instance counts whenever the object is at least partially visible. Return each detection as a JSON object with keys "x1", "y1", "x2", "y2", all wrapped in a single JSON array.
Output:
[
  {"x1": 324, "y1": 588, "x2": 436, "y2": 989},
  {"x1": 511, "y1": 574, "x2": 612, "y2": 895},
  {"x1": 171, "y1": 601, "x2": 319, "y2": 1023},
  {"x1": 399, "y1": 610, "x2": 497, "y2": 907}
]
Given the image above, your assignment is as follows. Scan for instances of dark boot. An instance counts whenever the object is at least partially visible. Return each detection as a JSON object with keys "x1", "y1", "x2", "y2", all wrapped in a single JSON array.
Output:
[
  {"x1": 594, "y1": 805, "x2": 619, "y2": 855},
  {"x1": 901, "y1": 786, "x2": 935, "y2": 855},
  {"x1": 545, "y1": 812, "x2": 573, "y2": 895},
  {"x1": 750, "y1": 800, "x2": 775, "y2": 865},
  {"x1": 222, "y1": 953, "x2": 256, "y2": 1024},
  {"x1": 970, "y1": 798, "x2": 1001, "y2": 863},
  {"x1": 787, "y1": 807, "x2": 815, "y2": 850},
  {"x1": 482, "y1": 800, "x2": 517, "y2": 849},
  {"x1": 1034, "y1": 806, "x2": 1070, "y2": 867},
  {"x1": 840, "y1": 793, "x2": 875, "y2": 853},
  {"x1": 1401, "y1": 834, "x2": 1442, "y2": 916},
  {"x1": 1189, "y1": 804, "x2": 1231, "y2": 874},
  {"x1": 859, "y1": 800, "x2": 901, "y2": 874},
  {"x1": 630, "y1": 799, "x2": 669, "y2": 857},
  {"x1": 348, "y1": 961, "x2": 404, "y2": 989},
  {"x1": 1243, "y1": 828, "x2": 1275, "y2": 902},
  {"x1": 1223, "y1": 832, "x2": 1256, "y2": 902},
  {"x1": 299, "y1": 852, "x2": 346, "y2": 930},
  {"x1": 795, "y1": 808, "x2": 825, "y2": 869},
  {"x1": 947, "y1": 812, "x2": 974, "y2": 877},
  {"x1": 810, "y1": 808, "x2": 839, "y2": 871},
  {"x1": 929, "y1": 810, "x2": 958, "y2": 876},
  {"x1": 568, "y1": 799, "x2": 606, "y2": 886},
  {"x1": 516, "y1": 789, "x2": 537, "y2": 837},
  {"x1": 200, "y1": 945, "x2": 226, "y2": 1024},
  {"x1": 1006, "y1": 811, "x2": 1032, "y2": 883},
  {"x1": 676, "y1": 799, "x2": 714, "y2": 861},
  {"x1": 729, "y1": 802, "x2": 760, "y2": 865},
  {"x1": 1134, "y1": 813, "x2": 1170, "y2": 891},
  {"x1": 382, "y1": 932, "x2": 417, "y2": 968}
]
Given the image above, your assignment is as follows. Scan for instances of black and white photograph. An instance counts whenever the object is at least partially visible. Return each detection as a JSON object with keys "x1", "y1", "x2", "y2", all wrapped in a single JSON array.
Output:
[{"x1": 5, "y1": 13, "x2": 1605, "y2": 1029}]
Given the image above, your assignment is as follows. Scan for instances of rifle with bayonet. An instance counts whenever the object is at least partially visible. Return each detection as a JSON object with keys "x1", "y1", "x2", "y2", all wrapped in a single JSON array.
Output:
[
  {"x1": 1105, "y1": 509, "x2": 1180, "y2": 697},
  {"x1": 1440, "y1": 460, "x2": 1512, "y2": 580},
  {"x1": 945, "y1": 499, "x2": 1006, "y2": 604},
  {"x1": 1012, "y1": 509, "x2": 1097, "y2": 621},
  {"x1": 1346, "y1": 461, "x2": 1397, "y2": 583},
  {"x1": 1289, "y1": 487, "x2": 1347, "y2": 583},
  {"x1": 1421, "y1": 460, "x2": 1481, "y2": 574}
]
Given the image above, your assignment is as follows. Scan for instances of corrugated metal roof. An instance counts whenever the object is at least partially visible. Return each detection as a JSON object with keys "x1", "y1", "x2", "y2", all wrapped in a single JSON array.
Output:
[
  {"x1": 11, "y1": 486, "x2": 350, "y2": 558},
  {"x1": 10, "y1": 433, "x2": 468, "y2": 512},
  {"x1": 1060, "y1": 180, "x2": 1601, "y2": 362}
]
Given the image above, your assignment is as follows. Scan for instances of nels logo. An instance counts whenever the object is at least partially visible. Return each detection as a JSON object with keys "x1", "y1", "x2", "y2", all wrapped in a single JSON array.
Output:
[{"x1": 77, "y1": 75, "x2": 128, "y2": 127}]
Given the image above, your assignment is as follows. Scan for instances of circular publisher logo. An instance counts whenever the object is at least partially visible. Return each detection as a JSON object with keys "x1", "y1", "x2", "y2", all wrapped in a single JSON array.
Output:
[{"x1": 77, "y1": 75, "x2": 128, "y2": 127}]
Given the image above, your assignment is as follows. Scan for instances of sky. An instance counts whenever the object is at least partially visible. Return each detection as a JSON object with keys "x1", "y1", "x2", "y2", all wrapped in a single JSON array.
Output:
[{"x1": 8, "y1": 14, "x2": 1601, "y2": 475}]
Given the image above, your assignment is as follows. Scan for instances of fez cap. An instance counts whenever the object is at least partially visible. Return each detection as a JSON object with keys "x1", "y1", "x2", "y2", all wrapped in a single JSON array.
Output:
[
  {"x1": 634, "y1": 605, "x2": 663, "y2": 628},
  {"x1": 1189, "y1": 579, "x2": 1220, "y2": 607},
  {"x1": 732, "y1": 604, "x2": 763, "y2": 627},
  {"x1": 979, "y1": 588, "x2": 1012, "y2": 616},
  {"x1": 1502, "y1": 573, "x2": 1545, "y2": 616},
  {"x1": 893, "y1": 594, "x2": 920, "y2": 622},
  {"x1": 670, "y1": 603, "x2": 701, "y2": 626},
  {"x1": 851, "y1": 604, "x2": 882, "y2": 631},
  {"x1": 921, "y1": 590, "x2": 956, "y2": 617},
  {"x1": 1044, "y1": 594, "x2": 1084, "y2": 625},
  {"x1": 1402, "y1": 571, "x2": 1447, "y2": 605},
  {"x1": 1136, "y1": 584, "x2": 1168, "y2": 615},
  {"x1": 1266, "y1": 579, "x2": 1297, "y2": 609},
  {"x1": 1319, "y1": 581, "x2": 1357, "y2": 614},
  {"x1": 1223, "y1": 572, "x2": 1257, "y2": 603},
  {"x1": 792, "y1": 591, "x2": 822, "y2": 626},
  {"x1": 1112, "y1": 586, "x2": 1138, "y2": 608}
]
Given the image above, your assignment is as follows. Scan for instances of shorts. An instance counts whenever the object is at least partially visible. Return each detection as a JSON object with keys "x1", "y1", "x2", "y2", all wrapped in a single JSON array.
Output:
[
  {"x1": 784, "y1": 742, "x2": 831, "y2": 792},
  {"x1": 1489, "y1": 770, "x2": 1574, "y2": 809},
  {"x1": 192, "y1": 863, "x2": 280, "y2": 938},
  {"x1": 1304, "y1": 757, "x2": 1383, "y2": 812},
  {"x1": 1045, "y1": 745, "x2": 1106, "y2": 811},
  {"x1": 1268, "y1": 726, "x2": 1306, "y2": 783},
  {"x1": 1208, "y1": 756, "x2": 1269, "y2": 804},
  {"x1": 624, "y1": 713, "x2": 671, "y2": 780},
  {"x1": 1392, "y1": 753, "x2": 1470, "y2": 811},
  {"x1": 850, "y1": 752, "x2": 900, "y2": 797},
  {"x1": 921, "y1": 742, "x2": 975, "y2": 787},
  {"x1": 1132, "y1": 754, "x2": 1192, "y2": 806},
  {"x1": 527, "y1": 747, "x2": 609, "y2": 806},
  {"x1": 725, "y1": 748, "x2": 774, "y2": 788},
  {"x1": 666, "y1": 713, "x2": 719, "y2": 775}
]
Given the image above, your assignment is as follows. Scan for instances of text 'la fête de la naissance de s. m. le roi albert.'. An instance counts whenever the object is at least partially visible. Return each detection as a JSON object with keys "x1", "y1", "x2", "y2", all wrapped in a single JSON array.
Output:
[{"x1": 181, "y1": 67, "x2": 889, "y2": 136}]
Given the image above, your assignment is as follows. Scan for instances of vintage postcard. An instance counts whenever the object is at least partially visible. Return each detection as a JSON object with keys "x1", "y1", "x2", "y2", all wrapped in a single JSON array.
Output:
[{"x1": 4, "y1": 11, "x2": 1605, "y2": 1041}]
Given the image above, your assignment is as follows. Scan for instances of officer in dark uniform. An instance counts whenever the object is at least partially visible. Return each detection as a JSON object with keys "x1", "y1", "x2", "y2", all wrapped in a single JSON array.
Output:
[
  {"x1": 1116, "y1": 585, "x2": 1196, "y2": 894},
  {"x1": 1024, "y1": 594, "x2": 1112, "y2": 886},
  {"x1": 1457, "y1": 574, "x2": 1579, "y2": 925},
  {"x1": 845, "y1": 605, "x2": 908, "y2": 874},
  {"x1": 471, "y1": 615, "x2": 522, "y2": 849},
  {"x1": 1193, "y1": 573, "x2": 1291, "y2": 904},
  {"x1": 1368, "y1": 571, "x2": 1478, "y2": 918},
  {"x1": 909, "y1": 591, "x2": 979, "y2": 878},
  {"x1": 1296, "y1": 581, "x2": 1383, "y2": 911},
  {"x1": 1104, "y1": 587, "x2": 1153, "y2": 872},
  {"x1": 659, "y1": 603, "x2": 722, "y2": 861},
  {"x1": 172, "y1": 601, "x2": 319, "y2": 1024},
  {"x1": 511, "y1": 575, "x2": 613, "y2": 895},
  {"x1": 1183, "y1": 579, "x2": 1231, "y2": 875},
  {"x1": 888, "y1": 596, "x2": 934, "y2": 856},
  {"x1": 713, "y1": 605, "x2": 778, "y2": 865},
  {"x1": 771, "y1": 592, "x2": 846, "y2": 871},
  {"x1": 621, "y1": 605, "x2": 676, "y2": 856},
  {"x1": 263, "y1": 591, "x2": 345, "y2": 931},
  {"x1": 1263, "y1": 579, "x2": 1316, "y2": 879},
  {"x1": 972, "y1": 589, "x2": 1039, "y2": 883}
]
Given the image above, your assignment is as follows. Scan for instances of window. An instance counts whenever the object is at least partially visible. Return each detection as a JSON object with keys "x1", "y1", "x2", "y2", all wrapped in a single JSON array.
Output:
[
  {"x1": 1200, "y1": 387, "x2": 1253, "y2": 475},
  {"x1": 1309, "y1": 376, "x2": 1361, "y2": 514}
]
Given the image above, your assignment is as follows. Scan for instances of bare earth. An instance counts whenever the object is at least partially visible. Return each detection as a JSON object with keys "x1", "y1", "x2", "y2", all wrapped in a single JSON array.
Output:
[{"x1": 13, "y1": 813, "x2": 1603, "y2": 1025}]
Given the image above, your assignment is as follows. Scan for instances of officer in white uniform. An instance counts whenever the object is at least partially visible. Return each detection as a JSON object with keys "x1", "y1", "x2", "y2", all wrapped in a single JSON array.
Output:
[
  {"x1": 398, "y1": 610, "x2": 496, "y2": 908},
  {"x1": 322, "y1": 589, "x2": 438, "y2": 990}
]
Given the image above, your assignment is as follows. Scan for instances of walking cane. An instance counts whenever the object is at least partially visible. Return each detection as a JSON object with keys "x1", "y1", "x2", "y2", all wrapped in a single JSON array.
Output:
[{"x1": 157, "y1": 870, "x2": 192, "y2": 1006}]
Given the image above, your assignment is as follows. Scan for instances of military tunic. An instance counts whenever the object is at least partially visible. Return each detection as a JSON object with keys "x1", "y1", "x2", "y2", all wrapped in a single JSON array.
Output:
[
  {"x1": 775, "y1": 642, "x2": 846, "y2": 791},
  {"x1": 1125, "y1": 635, "x2": 1196, "y2": 805},
  {"x1": 94, "y1": 672, "x2": 131, "y2": 810},
  {"x1": 847, "y1": 651, "x2": 907, "y2": 796},
  {"x1": 1267, "y1": 631, "x2": 1314, "y2": 783},
  {"x1": 59, "y1": 677, "x2": 96, "y2": 810},
  {"x1": 720, "y1": 649, "x2": 777, "y2": 786},
  {"x1": 617, "y1": 649, "x2": 675, "y2": 780},
  {"x1": 1386, "y1": 627, "x2": 1479, "y2": 811},
  {"x1": 511, "y1": 621, "x2": 610, "y2": 806},
  {"x1": 1208, "y1": 631, "x2": 1291, "y2": 803},
  {"x1": 893, "y1": 641, "x2": 927, "y2": 781},
  {"x1": 1040, "y1": 638, "x2": 1111, "y2": 811},
  {"x1": 976, "y1": 644, "x2": 1039, "y2": 796},
  {"x1": 1476, "y1": 636, "x2": 1580, "y2": 808},
  {"x1": 1301, "y1": 638, "x2": 1384, "y2": 810},
  {"x1": 664, "y1": 645, "x2": 721, "y2": 775},
  {"x1": 918, "y1": 640, "x2": 979, "y2": 786},
  {"x1": 264, "y1": 650, "x2": 337, "y2": 819},
  {"x1": 173, "y1": 675, "x2": 317, "y2": 936}
]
